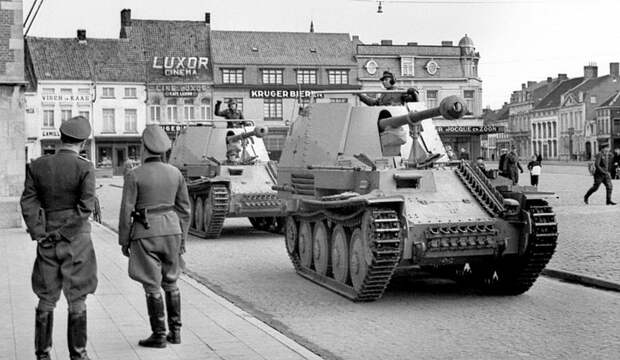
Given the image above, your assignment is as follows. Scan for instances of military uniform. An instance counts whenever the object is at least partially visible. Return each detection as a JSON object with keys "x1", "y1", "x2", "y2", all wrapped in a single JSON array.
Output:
[
  {"x1": 215, "y1": 99, "x2": 249, "y2": 128},
  {"x1": 119, "y1": 124, "x2": 191, "y2": 348},
  {"x1": 584, "y1": 145, "x2": 616, "y2": 205},
  {"x1": 20, "y1": 116, "x2": 96, "y2": 360},
  {"x1": 358, "y1": 71, "x2": 415, "y2": 106}
]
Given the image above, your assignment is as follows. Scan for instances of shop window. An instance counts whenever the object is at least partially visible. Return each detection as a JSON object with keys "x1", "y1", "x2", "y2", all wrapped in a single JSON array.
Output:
[
  {"x1": 262, "y1": 69, "x2": 283, "y2": 84},
  {"x1": 124, "y1": 87, "x2": 137, "y2": 98},
  {"x1": 78, "y1": 110, "x2": 90, "y2": 120},
  {"x1": 200, "y1": 98, "x2": 211, "y2": 120},
  {"x1": 102, "y1": 109, "x2": 115, "y2": 133},
  {"x1": 102, "y1": 87, "x2": 115, "y2": 98},
  {"x1": 166, "y1": 98, "x2": 178, "y2": 123},
  {"x1": 183, "y1": 98, "x2": 195, "y2": 122},
  {"x1": 124, "y1": 109, "x2": 137, "y2": 133},
  {"x1": 264, "y1": 99, "x2": 283, "y2": 120},
  {"x1": 97, "y1": 146, "x2": 113, "y2": 168},
  {"x1": 327, "y1": 70, "x2": 349, "y2": 85},
  {"x1": 296, "y1": 69, "x2": 317, "y2": 84},
  {"x1": 127, "y1": 145, "x2": 141, "y2": 164},
  {"x1": 43, "y1": 109, "x2": 54, "y2": 128},
  {"x1": 426, "y1": 90, "x2": 438, "y2": 108},
  {"x1": 222, "y1": 69, "x2": 244, "y2": 84},
  {"x1": 61, "y1": 108, "x2": 72, "y2": 122}
]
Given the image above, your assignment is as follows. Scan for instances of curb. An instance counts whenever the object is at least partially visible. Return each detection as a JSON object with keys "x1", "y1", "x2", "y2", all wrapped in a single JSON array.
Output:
[
  {"x1": 92, "y1": 221, "x2": 324, "y2": 360},
  {"x1": 542, "y1": 268, "x2": 620, "y2": 292}
]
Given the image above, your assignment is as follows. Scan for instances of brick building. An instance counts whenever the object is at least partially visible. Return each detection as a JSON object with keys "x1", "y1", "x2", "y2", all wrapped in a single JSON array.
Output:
[
  {"x1": 0, "y1": 0, "x2": 25, "y2": 228},
  {"x1": 595, "y1": 91, "x2": 620, "y2": 150}
]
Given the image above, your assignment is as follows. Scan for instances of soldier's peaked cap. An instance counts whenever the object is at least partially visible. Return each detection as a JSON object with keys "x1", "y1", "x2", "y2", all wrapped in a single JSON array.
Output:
[
  {"x1": 227, "y1": 98, "x2": 237, "y2": 105},
  {"x1": 142, "y1": 125, "x2": 171, "y2": 153},
  {"x1": 59, "y1": 116, "x2": 91, "y2": 140},
  {"x1": 380, "y1": 71, "x2": 395, "y2": 81}
]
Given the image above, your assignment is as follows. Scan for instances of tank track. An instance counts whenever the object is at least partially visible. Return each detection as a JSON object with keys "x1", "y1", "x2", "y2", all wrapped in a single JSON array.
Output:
[
  {"x1": 485, "y1": 201, "x2": 558, "y2": 294},
  {"x1": 455, "y1": 161, "x2": 505, "y2": 216},
  {"x1": 189, "y1": 184, "x2": 230, "y2": 239},
  {"x1": 287, "y1": 207, "x2": 402, "y2": 302}
]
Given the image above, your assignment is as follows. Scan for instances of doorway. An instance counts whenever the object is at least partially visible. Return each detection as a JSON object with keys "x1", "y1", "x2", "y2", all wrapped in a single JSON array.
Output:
[{"x1": 114, "y1": 147, "x2": 126, "y2": 176}]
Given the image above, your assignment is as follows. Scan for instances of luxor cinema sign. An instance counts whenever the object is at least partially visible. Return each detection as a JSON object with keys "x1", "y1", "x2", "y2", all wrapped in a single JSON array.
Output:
[{"x1": 152, "y1": 56, "x2": 209, "y2": 77}]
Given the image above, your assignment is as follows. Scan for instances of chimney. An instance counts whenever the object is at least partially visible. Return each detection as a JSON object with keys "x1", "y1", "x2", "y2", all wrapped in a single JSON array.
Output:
[
  {"x1": 205, "y1": 12, "x2": 210, "y2": 24},
  {"x1": 309, "y1": 20, "x2": 314, "y2": 33},
  {"x1": 121, "y1": 9, "x2": 131, "y2": 27},
  {"x1": 558, "y1": 73, "x2": 568, "y2": 80},
  {"x1": 380, "y1": 39, "x2": 392, "y2": 45},
  {"x1": 547, "y1": 76, "x2": 553, "y2": 83},
  {"x1": 584, "y1": 62, "x2": 598, "y2": 79},
  {"x1": 521, "y1": 83, "x2": 526, "y2": 90},
  {"x1": 352, "y1": 35, "x2": 359, "y2": 41},
  {"x1": 527, "y1": 81, "x2": 536, "y2": 88},
  {"x1": 441, "y1": 40, "x2": 453, "y2": 46},
  {"x1": 77, "y1": 29, "x2": 86, "y2": 43},
  {"x1": 610, "y1": 62, "x2": 619, "y2": 77},
  {"x1": 407, "y1": 42, "x2": 418, "y2": 46}
]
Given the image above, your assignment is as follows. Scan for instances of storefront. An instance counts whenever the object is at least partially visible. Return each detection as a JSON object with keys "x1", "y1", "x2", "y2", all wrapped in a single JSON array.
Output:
[
  {"x1": 435, "y1": 120, "x2": 504, "y2": 160},
  {"x1": 95, "y1": 136, "x2": 141, "y2": 176}
]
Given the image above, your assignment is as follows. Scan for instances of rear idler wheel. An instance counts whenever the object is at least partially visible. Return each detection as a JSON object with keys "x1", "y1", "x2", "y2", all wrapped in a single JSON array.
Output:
[
  {"x1": 312, "y1": 221, "x2": 330, "y2": 276},
  {"x1": 331, "y1": 225, "x2": 349, "y2": 284}
]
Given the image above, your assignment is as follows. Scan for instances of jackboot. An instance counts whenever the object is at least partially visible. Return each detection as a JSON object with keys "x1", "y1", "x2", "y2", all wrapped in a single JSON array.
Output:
[
  {"x1": 68, "y1": 310, "x2": 90, "y2": 360},
  {"x1": 138, "y1": 293, "x2": 167, "y2": 348},
  {"x1": 35, "y1": 308, "x2": 53, "y2": 360},
  {"x1": 165, "y1": 290, "x2": 182, "y2": 344}
]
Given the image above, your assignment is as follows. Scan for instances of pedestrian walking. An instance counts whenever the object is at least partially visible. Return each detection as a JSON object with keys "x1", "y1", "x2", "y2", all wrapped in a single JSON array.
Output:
[
  {"x1": 118, "y1": 124, "x2": 191, "y2": 348},
  {"x1": 214, "y1": 98, "x2": 250, "y2": 128},
  {"x1": 584, "y1": 142, "x2": 616, "y2": 205},
  {"x1": 20, "y1": 116, "x2": 97, "y2": 360},
  {"x1": 506, "y1": 145, "x2": 524, "y2": 185},
  {"x1": 527, "y1": 155, "x2": 542, "y2": 187}
]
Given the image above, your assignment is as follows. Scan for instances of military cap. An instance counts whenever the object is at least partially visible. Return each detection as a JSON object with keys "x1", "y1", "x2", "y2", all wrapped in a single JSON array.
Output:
[
  {"x1": 59, "y1": 115, "x2": 91, "y2": 140},
  {"x1": 227, "y1": 98, "x2": 237, "y2": 105},
  {"x1": 600, "y1": 141, "x2": 610, "y2": 149},
  {"x1": 380, "y1": 71, "x2": 395, "y2": 81},
  {"x1": 142, "y1": 124, "x2": 171, "y2": 153}
]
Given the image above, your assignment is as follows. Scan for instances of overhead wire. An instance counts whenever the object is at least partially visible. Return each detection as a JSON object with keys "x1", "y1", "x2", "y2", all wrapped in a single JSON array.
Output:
[{"x1": 24, "y1": 0, "x2": 45, "y2": 36}]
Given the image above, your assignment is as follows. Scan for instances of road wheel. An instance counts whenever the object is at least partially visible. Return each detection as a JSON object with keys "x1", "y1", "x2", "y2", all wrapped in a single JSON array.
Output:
[
  {"x1": 331, "y1": 225, "x2": 349, "y2": 284},
  {"x1": 299, "y1": 221, "x2": 313, "y2": 268},
  {"x1": 285, "y1": 216, "x2": 298, "y2": 256},
  {"x1": 194, "y1": 196, "x2": 204, "y2": 232},
  {"x1": 312, "y1": 221, "x2": 329, "y2": 276},
  {"x1": 349, "y1": 228, "x2": 369, "y2": 292}
]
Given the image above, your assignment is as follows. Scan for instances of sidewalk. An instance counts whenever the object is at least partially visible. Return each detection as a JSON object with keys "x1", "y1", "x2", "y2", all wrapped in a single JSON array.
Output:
[{"x1": 0, "y1": 224, "x2": 322, "y2": 360}]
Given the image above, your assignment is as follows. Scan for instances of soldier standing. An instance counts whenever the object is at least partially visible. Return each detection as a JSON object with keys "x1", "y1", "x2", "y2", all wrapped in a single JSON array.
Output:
[
  {"x1": 584, "y1": 142, "x2": 616, "y2": 205},
  {"x1": 215, "y1": 98, "x2": 250, "y2": 128},
  {"x1": 118, "y1": 125, "x2": 191, "y2": 348},
  {"x1": 20, "y1": 116, "x2": 97, "y2": 360}
]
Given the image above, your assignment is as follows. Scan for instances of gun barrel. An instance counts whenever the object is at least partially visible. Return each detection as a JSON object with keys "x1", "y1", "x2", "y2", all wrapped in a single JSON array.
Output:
[
  {"x1": 378, "y1": 95, "x2": 467, "y2": 130},
  {"x1": 226, "y1": 126, "x2": 268, "y2": 142}
]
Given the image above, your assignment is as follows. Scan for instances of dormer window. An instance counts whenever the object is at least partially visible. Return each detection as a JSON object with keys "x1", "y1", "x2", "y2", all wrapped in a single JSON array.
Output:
[
  {"x1": 251, "y1": 47, "x2": 258, "y2": 52},
  {"x1": 309, "y1": 48, "x2": 317, "y2": 53}
]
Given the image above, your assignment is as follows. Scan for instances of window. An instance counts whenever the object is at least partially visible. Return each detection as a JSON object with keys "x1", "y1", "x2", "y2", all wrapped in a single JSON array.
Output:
[
  {"x1": 97, "y1": 146, "x2": 112, "y2": 168},
  {"x1": 60, "y1": 88, "x2": 72, "y2": 97},
  {"x1": 183, "y1": 99, "x2": 195, "y2": 121},
  {"x1": 327, "y1": 70, "x2": 349, "y2": 84},
  {"x1": 124, "y1": 109, "x2": 137, "y2": 133},
  {"x1": 166, "y1": 98, "x2": 178, "y2": 123},
  {"x1": 222, "y1": 69, "x2": 244, "y2": 84},
  {"x1": 330, "y1": 98, "x2": 348, "y2": 103},
  {"x1": 61, "y1": 108, "x2": 72, "y2": 122},
  {"x1": 102, "y1": 109, "x2": 115, "y2": 133},
  {"x1": 262, "y1": 69, "x2": 283, "y2": 84},
  {"x1": 426, "y1": 90, "x2": 438, "y2": 108},
  {"x1": 43, "y1": 109, "x2": 54, "y2": 128},
  {"x1": 200, "y1": 98, "x2": 211, "y2": 120},
  {"x1": 296, "y1": 69, "x2": 317, "y2": 84},
  {"x1": 42, "y1": 88, "x2": 55, "y2": 95},
  {"x1": 150, "y1": 98, "x2": 161, "y2": 123},
  {"x1": 264, "y1": 98, "x2": 283, "y2": 120},
  {"x1": 124, "y1": 87, "x2": 137, "y2": 98},
  {"x1": 78, "y1": 110, "x2": 89, "y2": 120},
  {"x1": 401, "y1": 57, "x2": 414, "y2": 77},
  {"x1": 78, "y1": 88, "x2": 90, "y2": 96},
  {"x1": 223, "y1": 98, "x2": 244, "y2": 112},
  {"x1": 590, "y1": 96, "x2": 597, "y2": 104},
  {"x1": 464, "y1": 90, "x2": 475, "y2": 115},
  {"x1": 102, "y1": 87, "x2": 115, "y2": 98}
]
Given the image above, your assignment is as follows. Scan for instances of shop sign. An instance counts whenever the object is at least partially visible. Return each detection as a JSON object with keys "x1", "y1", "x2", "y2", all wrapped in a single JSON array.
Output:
[
  {"x1": 164, "y1": 91, "x2": 198, "y2": 97},
  {"x1": 41, "y1": 129, "x2": 60, "y2": 137},
  {"x1": 249, "y1": 89, "x2": 324, "y2": 99},
  {"x1": 160, "y1": 124, "x2": 187, "y2": 135},
  {"x1": 436, "y1": 125, "x2": 504, "y2": 134},
  {"x1": 41, "y1": 94, "x2": 91, "y2": 103},
  {"x1": 152, "y1": 56, "x2": 209, "y2": 77}
]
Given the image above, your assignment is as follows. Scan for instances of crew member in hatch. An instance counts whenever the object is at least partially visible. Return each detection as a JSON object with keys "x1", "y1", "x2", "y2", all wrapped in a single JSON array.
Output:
[
  {"x1": 215, "y1": 99, "x2": 251, "y2": 128},
  {"x1": 358, "y1": 71, "x2": 419, "y2": 106}
]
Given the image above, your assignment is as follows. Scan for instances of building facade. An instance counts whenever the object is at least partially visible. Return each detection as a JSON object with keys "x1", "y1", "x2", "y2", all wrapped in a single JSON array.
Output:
[{"x1": 595, "y1": 91, "x2": 620, "y2": 150}]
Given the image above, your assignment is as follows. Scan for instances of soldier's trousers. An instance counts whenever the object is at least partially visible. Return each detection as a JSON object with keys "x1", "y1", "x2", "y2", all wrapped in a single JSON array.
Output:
[
  {"x1": 585, "y1": 174, "x2": 613, "y2": 202},
  {"x1": 31, "y1": 233, "x2": 98, "y2": 312},
  {"x1": 128, "y1": 234, "x2": 183, "y2": 294}
]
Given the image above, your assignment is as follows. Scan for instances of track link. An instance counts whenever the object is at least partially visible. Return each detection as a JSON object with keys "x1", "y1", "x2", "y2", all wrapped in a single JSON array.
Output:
[
  {"x1": 286, "y1": 207, "x2": 403, "y2": 302},
  {"x1": 189, "y1": 184, "x2": 230, "y2": 239}
]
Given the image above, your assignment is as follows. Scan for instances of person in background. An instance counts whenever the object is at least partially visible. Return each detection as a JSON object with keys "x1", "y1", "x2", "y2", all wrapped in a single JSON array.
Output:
[
  {"x1": 498, "y1": 148, "x2": 509, "y2": 178},
  {"x1": 475, "y1": 156, "x2": 488, "y2": 175},
  {"x1": 612, "y1": 148, "x2": 620, "y2": 179},
  {"x1": 506, "y1": 145, "x2": 524, "y2": 185},
  {"x1": 20, "y1": 116, "x2": 97, "y2": 360},
  {"x1": 459, "y1": 147, "x2": 470, "y2": 160},
  {"x1": 527, "y1": 155, "x2": 542, "y2": 187},
  {"x1": 584, "y1": 142, "x2": 616, "y2": 205}
]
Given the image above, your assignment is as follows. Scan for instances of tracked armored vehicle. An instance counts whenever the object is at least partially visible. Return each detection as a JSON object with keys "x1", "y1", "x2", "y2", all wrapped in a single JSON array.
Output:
[
  {"x1": 169, "y1": 123, "x2": 284, "y2": 238},
  {"x1": 276, "y1": 94, "x2": 558, "y2": 301}
]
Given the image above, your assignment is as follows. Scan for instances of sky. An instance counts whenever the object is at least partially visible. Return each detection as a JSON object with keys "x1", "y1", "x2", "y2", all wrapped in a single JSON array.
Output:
[{"x1": 22, "y1": 0, "x2": 620, "y2": 109}]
